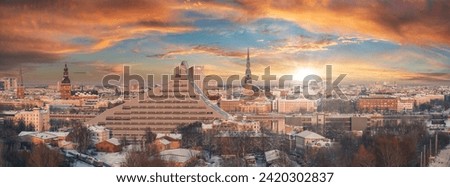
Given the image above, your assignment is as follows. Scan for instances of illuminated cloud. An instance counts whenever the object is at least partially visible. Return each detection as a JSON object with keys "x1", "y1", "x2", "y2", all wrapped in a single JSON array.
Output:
[
  {"x1": 147, "y1": 45, "x2": 246, "y2": 59},
  {"x1": 0, "y1": 0, "x2": 195, "y2": 71},
  {"x1": 233, "y1": 0, "x2": 450, "y2": 45},
  {"x1": 1, "y1": 0, "x2": 448, "y2": 85},
  {"x1": 270, "y1": 36, "x2": 338, "y2": 53}
]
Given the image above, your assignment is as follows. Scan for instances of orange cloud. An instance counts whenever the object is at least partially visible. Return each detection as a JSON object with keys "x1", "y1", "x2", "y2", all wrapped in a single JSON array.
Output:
[
  {"x1": 147, "y1": 45, "x2": 247, "y2": 59},
  {"x1": 232, "y1": 0, "x2": 450, "y2": 45},
  {"x1": 0, "y1": 0, "x2": 195, "y2": 71},
  {"x1": 270, "y1": 36, "x2": 338, "y2": 53}
]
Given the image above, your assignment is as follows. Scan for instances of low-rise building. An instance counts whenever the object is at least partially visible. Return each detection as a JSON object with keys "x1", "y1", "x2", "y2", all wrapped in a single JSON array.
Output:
[
  {"x1": 18, "y1": 131, "x2": 73, "y2": 149},
  {"x1": 159, "y1": 149, "x2": 201, "y2": 166},
  {"x1": 414, "y1": 94, "x2": 444, "y2": 105},
  {"x1": 350, "y1": 116, "x2": 368, "y2": 131},
  {"x1": 294, "y1": 130, "x2": 331, "y2": 150},
  {"x1": 219, "y1": 96, "x2": 272, "y2": 114},
  {"x1": 202, "y1": 119, "x2": 261, "y2": 133},
  {"x1": 154, "y1": 133, "x2": 182, "y2": 152},
  {"x1": 274, "y1": 98, "x2": 315, "y2": 113},
  {"x1": 397, "y1": 97, "x2": 414, "y2": 112},
  {"x1": 96, "y1": 138, "x2": 121, "y2": 152},
  {"x1": 14, "y1": 108, "x2": 50, "y2": 131},
  {"x1": 88, "y1": 125, "x2": 110, "y2": 144},
  {"x1": 358, "y1": 96, "x2": 398, "y2": 113}
]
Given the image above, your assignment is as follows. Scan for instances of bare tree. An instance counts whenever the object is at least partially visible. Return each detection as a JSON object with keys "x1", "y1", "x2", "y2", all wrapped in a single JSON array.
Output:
[
  {"x1": 72, "y1": 124, "x2": 92, "y2": 154},
  {"x1": 144, "y1": 128, "x2": 157, "y2": 145},
  {"x1": 178, "y1": 122, "x2": 203, "y2": 148},
  {"x1": 352, "y1": 145, "x2": 376, "y2": 167},
  {"x1": 122, "y1": 145, "x2": 166, "y2": 167},
  {"x1": 26, "y1": 144, "x2": 64, "y2": 167},
  {"x1": 0, "y1": 143, "x2": 5, "y2": 167},
  {"x1": 373, "y1": 136, "x2": 404, "y2": 166}
]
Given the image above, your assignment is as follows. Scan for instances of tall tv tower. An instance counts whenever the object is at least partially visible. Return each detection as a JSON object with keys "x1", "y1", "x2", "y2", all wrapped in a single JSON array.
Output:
[{"x1": 16, "y1": 65, "x2": 25, "y2": 99}]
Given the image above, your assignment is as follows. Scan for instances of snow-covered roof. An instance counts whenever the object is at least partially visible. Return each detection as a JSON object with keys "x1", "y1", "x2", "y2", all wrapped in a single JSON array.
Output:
[
  {"x1": 49, "y1": 132, "x2": 70, "y2": 137},
  {"x1": 88, "y1": 125, "x2": 107, "y2": 132},
  {"x1": 18, "y1": 131, "x2": 69, "y2": 138},
  {"x1": 1, "y1": 111, "x2": 17, "y2": 115},
  {"x1": 295, "y1": 130, "x2": 326, "y2": 139},
  {"x1": 202, "y1": 123, "x2": 213, "y2": 130},
  {"x1": 18, "y1": 131, "x2": 35, "y2": 137},
  {"x1": 265, "y1": 149, "x2": 281, "y2": 163},
  {"x1": 158, "y1": 138, "x2": 171, "y2": 145},
  {"x1": 95, "y1": 152, "x2": 126, "y2": 167},
  {"x1": 156, "y1": 133, "x2": 182, "y2": 140},
  {"x1": 106, "y1": 138, "x2": 121, "y2": 146},
  {"x1": 160, "y1": 149, "x2": 200, "y2": 163},
  {"x1": 33, "y1": 133, "x2": 57, "y2": 140}
]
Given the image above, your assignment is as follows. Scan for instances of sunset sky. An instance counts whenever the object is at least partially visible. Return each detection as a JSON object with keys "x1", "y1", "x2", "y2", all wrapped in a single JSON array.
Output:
[{"x1": 0, "y1": 0, "x2": 449, "y2": 85}]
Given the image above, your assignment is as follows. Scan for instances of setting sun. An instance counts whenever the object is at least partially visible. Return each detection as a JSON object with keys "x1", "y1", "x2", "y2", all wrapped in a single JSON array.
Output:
[{"x1": 294, "y1": 68, "x2": 318, "y2": 81}]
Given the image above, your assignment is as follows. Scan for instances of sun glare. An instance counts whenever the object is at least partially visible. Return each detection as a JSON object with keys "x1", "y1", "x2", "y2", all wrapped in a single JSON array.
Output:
[{"x1": 294, "y1": 68, "x2": 318, "y2": 81}]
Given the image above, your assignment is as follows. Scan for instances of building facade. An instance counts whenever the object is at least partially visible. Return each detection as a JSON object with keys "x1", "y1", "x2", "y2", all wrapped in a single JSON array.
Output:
[
  {"x1": 274, "y1": 98, "x2": 315, "y2": 113},
  {"x1": 2, "y1": 77, "x2": 17, "y2": 91},
  {"x1": 86, "y1": 62, "x2": 230, "y2": 141},
  {"x1": 397, "y1": 97, "x2": 414, "y2": 112},
  {"x1": 15, "y1": 108, "x2": 50, "y2": 131},
  {"x1": 358, "y1": 96, "x2": 398, "y2": 112},
  {"x1": 60, "y1": 64, "x2": 72, "y2": 100},
  {"x1": 295, "y1": 130, "x2": 330, "y2": 150}
]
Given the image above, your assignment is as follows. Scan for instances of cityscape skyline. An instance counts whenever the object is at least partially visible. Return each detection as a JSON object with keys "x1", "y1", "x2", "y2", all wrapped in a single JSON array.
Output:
[{"x1": 0, "y1": 0, "x2": 449, "y2": 85}]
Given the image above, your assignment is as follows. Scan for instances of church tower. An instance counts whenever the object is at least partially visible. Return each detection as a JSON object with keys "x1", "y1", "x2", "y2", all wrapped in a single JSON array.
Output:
[
  {"x1": 244, "y1": 48, "x2": 252, "y2": 84},
  {"x1": 60, "y1": 64, "x2": 72, "y2": 100}
]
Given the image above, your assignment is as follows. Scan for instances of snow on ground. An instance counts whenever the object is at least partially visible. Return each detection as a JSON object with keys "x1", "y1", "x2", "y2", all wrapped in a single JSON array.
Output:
[
  {"x1": 95, "y1": 152, "x2": 126, "y2": 167},
  {"x1": 73, "y1": 161, "x2": 94, "y2": 167},
  {"x1": 160, "y1": 149, "x2": 200, "y2": 163},
  {"x1": 207, "y1": 156, "x2": 222, "y2": 167},
  {"x1": 430, "y1": 145, "x2": 450, "y2": 167},
  {"x1": 93, "y1": 145, "x2": 135, "y2": 167}
]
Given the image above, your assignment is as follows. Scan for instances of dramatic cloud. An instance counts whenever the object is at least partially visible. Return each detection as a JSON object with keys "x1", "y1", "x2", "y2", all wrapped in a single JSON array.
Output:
[
  {"x1": 232, "y1": 0, "x2": 450, "y2": 45},
  {"x1": 0, "y1": 0, "x2": 195, "y2": 71},
  {"x1": 270, "y1": 36, "x2": 338, "y2": 53},
  {"x1": 1, "y1": 0, "x2": 449, "y2": 85},
  {"x1": 402, "y1": 73, "x2": 450, "y2": 83},
  {"x1": 147, "y1": 35, "x2": 339, "y2": 60},
  {"x1": 147, "y1": 45, "x2": 246, "y2": 59},
  {"x1": 84, "y1": 61, "x2": 125, "y2": 75}
]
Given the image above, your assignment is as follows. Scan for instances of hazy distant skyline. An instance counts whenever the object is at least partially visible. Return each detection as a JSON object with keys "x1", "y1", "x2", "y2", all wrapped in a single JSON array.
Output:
[{"x1": 0, "y1": 0, "x2": 449, "y2": 85}]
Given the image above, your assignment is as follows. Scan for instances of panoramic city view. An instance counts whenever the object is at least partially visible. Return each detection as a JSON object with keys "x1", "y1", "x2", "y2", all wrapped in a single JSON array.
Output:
[{"x1": 1, "y1": 0, "x2": 449, "y2": 168}]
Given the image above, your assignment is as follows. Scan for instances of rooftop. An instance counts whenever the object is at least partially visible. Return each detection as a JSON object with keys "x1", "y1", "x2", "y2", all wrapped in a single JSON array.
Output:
[
  {"x1": 295, "y1": 130, "x2": 326, "y2": 139},
  {"x1": 156, "y1": 133, "x2": 182, "y2": 140},
  {"x1": 160, "y1": 149, "x2": 200, "y2": 163},
  {"x1": 106, "y1": 138, "x2": 121, "y2": 146}
]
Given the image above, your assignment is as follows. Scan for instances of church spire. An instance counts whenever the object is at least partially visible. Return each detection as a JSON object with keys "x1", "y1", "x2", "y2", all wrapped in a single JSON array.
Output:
[
  {"x1": 62, "y1": 64, "x2": 70, "y2": 84},
  {"x1": 245, "y1": 48, "x2": 252, "y2": 84}
]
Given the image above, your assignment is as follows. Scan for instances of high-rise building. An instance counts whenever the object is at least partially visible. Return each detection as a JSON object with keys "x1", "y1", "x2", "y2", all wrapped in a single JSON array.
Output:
[
  {"x1": 244, "y1": 48, "x2": 252, "y2": 84},
  {"x1": 86, "y1": 62, "x2": 230, "y2": 141},
  {"x1": 60, "y1": 64, "x2": 72, "y2": 100},
  {"x1": 16, "y1": 66, "x2": 25, "y2": 99}
]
